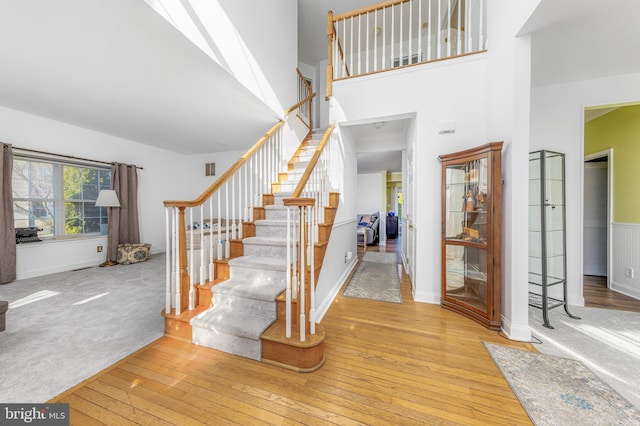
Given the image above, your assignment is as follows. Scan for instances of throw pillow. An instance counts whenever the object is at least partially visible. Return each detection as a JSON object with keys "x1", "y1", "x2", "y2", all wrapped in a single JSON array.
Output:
[{"x1": 117, "y1": 243, "x2": 151, "y2": 265}]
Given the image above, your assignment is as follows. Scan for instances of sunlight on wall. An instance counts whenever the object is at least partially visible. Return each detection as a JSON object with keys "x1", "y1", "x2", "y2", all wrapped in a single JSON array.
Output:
[{"x1": 144, "y1": 0, "x2": 282, "y2": 114}]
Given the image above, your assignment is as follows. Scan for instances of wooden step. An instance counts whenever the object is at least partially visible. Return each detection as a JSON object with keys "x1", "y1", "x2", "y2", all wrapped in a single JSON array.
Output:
[
  {"x1": 261, "y1": 321, "x2": 326, "y2": 372},
  {"x1": 163, "y1": 278, "x2": 228, "y2": 341},
  {"x1": 162, "y1": 306, "x2": 207, "y2": 342}
]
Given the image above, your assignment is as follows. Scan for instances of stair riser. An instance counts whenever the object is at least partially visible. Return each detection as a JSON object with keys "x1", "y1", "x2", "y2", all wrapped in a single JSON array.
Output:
[
  {"x1": 265, "y1": 208, "x2": 288, "y2": 220},
  {"x1": 213, "y1": 293, "x2": 277, "y2": 316},
  {"x1": 243, "y1": 243, "x2": 288, "y2": 258},
  {"x1": 255, "y1": 224, "x2": 287, "y2": 238},
  {"x1": 192, "y1": 327, "x2": 262, "y2": 361},
  {"x1": 230, "y1": 265, "x2": 287, "y2": 283}
]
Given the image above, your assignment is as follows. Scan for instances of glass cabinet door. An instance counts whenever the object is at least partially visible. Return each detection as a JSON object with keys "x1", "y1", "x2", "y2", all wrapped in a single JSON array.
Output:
[
  {"x1": 439, "y1": 142, "x2": 502, "y2": 330},
  {"x1": 444, "y1": 158, "x2": 489, "y2": 313}
]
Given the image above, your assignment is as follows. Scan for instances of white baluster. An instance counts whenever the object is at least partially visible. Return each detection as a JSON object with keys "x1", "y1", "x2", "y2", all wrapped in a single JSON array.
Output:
[
  {"x1": 350, "y1": 16, "x2": 354, "y2": 75},
  {"x1": 399, "y1": 3, "x2": 403, "y2": 65},
  {"x1": 409, "y1": 0, "x2": 413, "y2": 64},
  {"x1": 342, "y1": 19, "x2": 347, "y2": 78},
  {"x1": 165, "y1": 207, "x2": 171, "y2": 314},
  {"x1": 209, "y1": 197, "x2": 214, "y2": 280},
  {"x1": 310, "y1": 206, "x2": 316, "y2": 335},
  {"x1": 427, "y1": 0, "x2": 432, "y2": 60},
  {"x1": 299, "y1": 206, "x2": 306, "y2": 343},
  {"x1": 189, "y1": 208, "x2": 195, "y2": 310},
  {"x1": 466, "y1": 0, "x2": 471, "y2": 53},
  {"x1": 232, "y1": 174, "x2": 236, "y2": 240},
  {"x1": 238, "y1": 166, "x2": 243, "y2": 239},
  {"x1": 199, "y1": 204, "x2": 205, "y2": 286},
  {"x1": 391, "y1": 6, "x2": 395, "y2": 67},
  {"x1": 437, "y1": 0, "x2": 442, "y2": 59},
  {"x1": 447, "y1": 0, "x2": 452, "y2": 57},
  {"x1": 418, "y1": 0, "x2": 422, "y2": 62},
  {"x1": 457, "y1": 0, "x2": 462, "y2": 54},
  {"x1": 366, "y1": 11, "x2": 370, "y2": 73},
  {"x1": 225, "y1": 182, "x2": 230, "y2": 258},
  {"x1": 479, "y1": 0, "x2": 485, "y2": 50},
  {"x1": 292, "y1": 210, "x2": 298, "y2": 300},
  {"x1": 357, "y1": 14, "x2": 362, "y2": 75},
  {"x1": 374, "y1": 9, "x2": 378, "y2": 72},
  {"x1": 382, "y1": 7, "x2": 386, "y2": 71},
  {"x1": 174, "y1": 208, "x2": 181, "y2": 315},
  {"x1": 286, "y1": 207, "x2": 292, "y2": 339},
  {"x1": 217, "y1": 191, "x2": 222, "y2": 260}
]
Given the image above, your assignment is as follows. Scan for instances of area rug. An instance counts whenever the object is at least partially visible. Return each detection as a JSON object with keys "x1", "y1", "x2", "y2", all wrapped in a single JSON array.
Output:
[
  {"x1": 484, "y1": 342, "x2": 640, "y2": 425},
  {"x1": 529, "y1": 306, "x2": 640, "y2": 409},
  {"x1": 342, "y1": 252, "x2": 402, "y2": 303}
]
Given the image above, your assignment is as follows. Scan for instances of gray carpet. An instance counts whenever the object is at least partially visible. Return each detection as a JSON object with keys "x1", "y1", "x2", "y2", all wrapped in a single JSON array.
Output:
[
  {"x1": 485, "y1": 342, "x2": 640, "y2": 425},
  {"x1": 0, "y1": 255, "x2": 165, "y2": 403},
  {"x1": 343, "y1": 251, "x2": 402, "y2": 303},
  {"x1": 530, "y1": 306, "x2": 640, "y2": 410}
]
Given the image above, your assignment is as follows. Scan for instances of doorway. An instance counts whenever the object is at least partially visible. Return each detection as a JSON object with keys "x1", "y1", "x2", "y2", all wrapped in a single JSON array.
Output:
[{"x1": 583, "y1": 151, "x2": 611, "y2": 285}]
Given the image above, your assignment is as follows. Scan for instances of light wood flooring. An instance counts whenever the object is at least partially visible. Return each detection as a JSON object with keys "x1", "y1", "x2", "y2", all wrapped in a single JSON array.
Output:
[{"x1": 51, "y1": 237, "x2": 540, "y2": 425}]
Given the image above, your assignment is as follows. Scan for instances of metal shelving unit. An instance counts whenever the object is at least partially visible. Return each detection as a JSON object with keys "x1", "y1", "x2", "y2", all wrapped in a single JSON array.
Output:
[{"x1": 528, "y1": 150, "x2": 580, "y2": 328}]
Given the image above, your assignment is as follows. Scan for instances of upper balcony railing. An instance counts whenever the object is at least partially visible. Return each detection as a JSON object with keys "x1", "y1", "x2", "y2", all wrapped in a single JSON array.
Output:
[{"x1": 326, "y1": 0, "x2": 486, "y2": 98}]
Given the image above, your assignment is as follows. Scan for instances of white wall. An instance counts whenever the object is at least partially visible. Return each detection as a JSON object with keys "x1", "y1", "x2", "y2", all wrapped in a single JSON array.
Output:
[
  {"x1": 1, "y1": 105, "x2": 195, "y2": 279},
  {"x1": 530, "y1": 72, "x2": 640, "y2": 305},
  {"x1": 329, "y1": 0, "x2": 540, "y2": 341},
  {"x1": 356, "y1": 173, "x2": 384, "y2": 214},
  {"x1": 332, "y1": 55, "x2": 489, "y2": 308},
  {"x1": 315, "y1": 125, "x2": 359, "y2": 320},
  {"x1": 218, "y1": 0, "x2": 298, "y2": 112}
]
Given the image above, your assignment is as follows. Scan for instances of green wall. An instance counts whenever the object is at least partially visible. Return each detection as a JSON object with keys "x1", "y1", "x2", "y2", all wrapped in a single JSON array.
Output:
[{"x1": 585, "y1": 105, "x2": 640, "y2": 223}]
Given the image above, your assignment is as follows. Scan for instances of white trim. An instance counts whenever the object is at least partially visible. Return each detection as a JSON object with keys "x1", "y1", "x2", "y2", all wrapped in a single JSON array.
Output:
[{"x1": 501, "y1": 315, "x2": 532, "y2": 342}]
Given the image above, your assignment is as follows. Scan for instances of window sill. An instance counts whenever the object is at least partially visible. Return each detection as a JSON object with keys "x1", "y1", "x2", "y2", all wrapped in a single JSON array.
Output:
[{"x1": 16, "y1": 235, "x2": 107, "y2": 248}]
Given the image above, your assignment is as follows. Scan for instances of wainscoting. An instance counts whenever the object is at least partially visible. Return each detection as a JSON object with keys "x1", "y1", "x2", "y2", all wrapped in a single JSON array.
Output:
[{"x1": 611, "y1": 222, "x2": 640, "y2": 300}]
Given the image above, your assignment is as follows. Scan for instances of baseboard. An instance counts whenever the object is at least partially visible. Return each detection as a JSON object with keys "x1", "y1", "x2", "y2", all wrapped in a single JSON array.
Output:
[
  {"x1": 412, "y1": 290, "x2": 440, "y2": 304},
  {"x1": 314, "y1": 258, "x2": 358, "y2": 322},
  {"x1": 500, "y1": 315, "x2": 532, "y2": 342},
  {"x1": 16, "y1": 259, "x2": 103, "y2": 281}
]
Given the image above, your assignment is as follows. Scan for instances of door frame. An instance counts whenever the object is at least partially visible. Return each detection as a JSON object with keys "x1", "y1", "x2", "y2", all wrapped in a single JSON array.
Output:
[{"x1": 583, "y1": 149, "x2": 613, "y2": 288}]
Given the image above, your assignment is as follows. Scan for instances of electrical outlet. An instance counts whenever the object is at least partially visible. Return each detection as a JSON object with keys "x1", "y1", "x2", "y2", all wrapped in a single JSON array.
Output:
[
  {"x1": 625, "y1": 268, "x2": 634, "y2": 278},
  {"x1": 97, "y1": 245, "x2": 103, "y2": 253}
]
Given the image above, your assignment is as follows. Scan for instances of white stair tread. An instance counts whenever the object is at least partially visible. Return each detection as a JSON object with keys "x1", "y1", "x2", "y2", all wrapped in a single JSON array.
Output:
[
  {"x1": 242, "y1": 236, "x2": 287, "y2": 246},
  {"x1": 213, "y1": 276, "x2": 285, "y2": 301},
  {"x1": 254, "y1": 219, "x2": 287, "y2": 226}
]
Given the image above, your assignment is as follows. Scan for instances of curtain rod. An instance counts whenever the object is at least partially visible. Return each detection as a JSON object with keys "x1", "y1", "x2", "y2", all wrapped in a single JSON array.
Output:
[{"x1": 11, "y1": 146, "x2": 144, "y2": 170}]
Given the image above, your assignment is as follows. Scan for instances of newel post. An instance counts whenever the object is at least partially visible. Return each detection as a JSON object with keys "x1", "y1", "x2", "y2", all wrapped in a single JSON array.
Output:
[
  {"x1": 178, "y1": 207, "x2": 190, "y2": 312},
  {"x1": 326, "y1": 10, "x2": 333, "y2": 100}
]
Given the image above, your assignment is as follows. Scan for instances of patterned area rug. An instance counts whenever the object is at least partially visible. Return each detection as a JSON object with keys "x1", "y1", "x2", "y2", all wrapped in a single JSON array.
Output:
[
  {"x1": 484, "y1": 342, "x2": 640, "y2": 425},
  {"x1": 342, "y1": 252, "x2": 402, "y2": 303}
]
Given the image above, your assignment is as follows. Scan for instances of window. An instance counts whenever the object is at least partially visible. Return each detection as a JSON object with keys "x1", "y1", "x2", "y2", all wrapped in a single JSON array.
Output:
[{"x1": 12, "y1": 157, "x2": 111, "y2": 238}]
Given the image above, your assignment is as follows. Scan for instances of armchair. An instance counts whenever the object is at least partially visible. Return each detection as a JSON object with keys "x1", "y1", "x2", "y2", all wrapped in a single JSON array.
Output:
[{"x1": 357, "y1": 212, "x2": 380, "y2": 245}]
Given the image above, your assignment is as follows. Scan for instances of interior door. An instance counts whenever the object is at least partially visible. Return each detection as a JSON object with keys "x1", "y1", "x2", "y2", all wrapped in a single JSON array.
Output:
[
  {"x1": 403, "y1": 156, "x2": 416, "y2": 291},
  {"x1": 583, "y1": 160, "x2": 608, "y2": 277}
]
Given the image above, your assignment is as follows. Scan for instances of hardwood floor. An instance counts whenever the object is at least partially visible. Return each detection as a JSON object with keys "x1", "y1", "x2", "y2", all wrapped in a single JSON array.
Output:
[
  {"x1": 51, "y1": 236, "x2": 537, "y2": 425},
  {"x1": 584, "y1": 275, "x2": 640, "y2": 313}
]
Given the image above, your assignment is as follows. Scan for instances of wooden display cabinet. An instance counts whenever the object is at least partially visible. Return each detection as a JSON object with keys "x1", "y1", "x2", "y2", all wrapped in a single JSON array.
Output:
[{"x1": 438, "y1": 142, "x2": 503, "y2": 330}]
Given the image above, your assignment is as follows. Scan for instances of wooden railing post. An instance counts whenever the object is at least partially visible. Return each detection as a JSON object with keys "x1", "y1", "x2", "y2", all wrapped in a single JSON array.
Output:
[
  {"x1": 326, "y1": 10, "x2": 333, "y2": 100},
  {"x1": 178, "y1": 207, "x2": 190, "y2": 313}
]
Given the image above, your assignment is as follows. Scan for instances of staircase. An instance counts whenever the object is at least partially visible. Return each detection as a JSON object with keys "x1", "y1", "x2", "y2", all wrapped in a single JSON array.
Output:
[{"x1": 164, "y1": 130, "x2": 336, "y2": 371}]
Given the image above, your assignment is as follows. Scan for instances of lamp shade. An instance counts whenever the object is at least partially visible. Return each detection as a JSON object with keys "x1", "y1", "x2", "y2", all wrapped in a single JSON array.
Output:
[{"x1": 95, "y1": 190, "x2": 120, "y2": 207}]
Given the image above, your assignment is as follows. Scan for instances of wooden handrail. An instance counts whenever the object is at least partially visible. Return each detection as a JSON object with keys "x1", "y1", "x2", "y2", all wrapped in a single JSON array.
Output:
[
  {"x1": 164, "y1": 119, "x2": 284, "y2": 208},
  {"x1": 285, "y1": 124, "x2": 336, "y2": 201},
  {"x1": 332, "y1": 0, "x2": 411, "y2": 21},
  {"x1": 284, "y1": 92, "x2": 316, "y2": 117}
]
